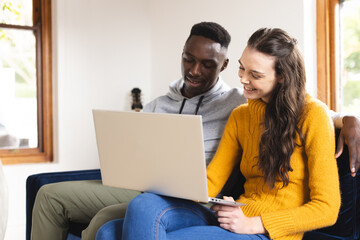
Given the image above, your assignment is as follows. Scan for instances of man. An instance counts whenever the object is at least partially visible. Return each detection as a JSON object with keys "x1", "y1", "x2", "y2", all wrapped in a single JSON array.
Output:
[{"x1": 31, "y1": 22, "x2": 360, "y2": 240}]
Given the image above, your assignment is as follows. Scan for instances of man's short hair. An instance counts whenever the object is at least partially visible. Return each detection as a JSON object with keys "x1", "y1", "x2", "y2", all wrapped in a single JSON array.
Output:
[{"x1": 186, "y1": 22, "x2": 231, "y2": 49}]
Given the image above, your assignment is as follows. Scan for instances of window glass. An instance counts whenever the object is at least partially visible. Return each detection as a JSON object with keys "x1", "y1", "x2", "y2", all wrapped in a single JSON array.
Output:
[
  {"x1": 0, "y1": 0, "x2": 38, "y2": 150},
  {"x1": 0, "y1": 0, "x2": 33, "y2": 26},
  {"x1": 0, "y1": 28, "x2": 37, "y2": 149},
  {"x1": 339, "y1": 0, "x2": 360, "y2": 115}
]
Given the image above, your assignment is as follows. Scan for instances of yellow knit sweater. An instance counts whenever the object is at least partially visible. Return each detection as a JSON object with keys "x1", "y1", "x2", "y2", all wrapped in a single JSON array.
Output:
[{"x1": 207, "y1": 96, "x2": 341, "y2": 240}]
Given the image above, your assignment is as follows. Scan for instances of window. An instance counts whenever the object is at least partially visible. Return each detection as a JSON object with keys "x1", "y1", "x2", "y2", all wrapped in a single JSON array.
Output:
[
  {"x1": 317, "y1": 0, "x2": 360, "y2": 115},
  {"x1": 0, "y1": 0, "x2": 52, "y2": 164},
  {"x1": 339, "y1": 0, "x2": 360, "y2": 114}
]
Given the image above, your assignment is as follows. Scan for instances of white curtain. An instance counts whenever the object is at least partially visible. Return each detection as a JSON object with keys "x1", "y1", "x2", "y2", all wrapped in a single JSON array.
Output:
[{"x1": 0, "y1": 160, "x2": 8, "y2": 240}]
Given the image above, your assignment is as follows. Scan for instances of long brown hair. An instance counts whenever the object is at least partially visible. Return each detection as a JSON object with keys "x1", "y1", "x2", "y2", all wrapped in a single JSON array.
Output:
[{"x1": 247, "y1": 28, "x2": 306, "y2": 189}]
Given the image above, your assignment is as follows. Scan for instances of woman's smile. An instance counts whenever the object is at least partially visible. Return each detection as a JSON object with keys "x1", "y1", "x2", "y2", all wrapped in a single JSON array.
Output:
[{"x1": 244, "y1": 86, "x2": 256, "y2": 91}]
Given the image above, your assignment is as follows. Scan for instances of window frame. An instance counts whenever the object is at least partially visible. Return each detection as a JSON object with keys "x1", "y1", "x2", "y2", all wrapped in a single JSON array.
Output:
[
  {"x1": 316, "y1": 0, "x2": 340, "y2": 111},
  {"x1": 0, "y1": 0, "x2": 53, "y2": 164}
]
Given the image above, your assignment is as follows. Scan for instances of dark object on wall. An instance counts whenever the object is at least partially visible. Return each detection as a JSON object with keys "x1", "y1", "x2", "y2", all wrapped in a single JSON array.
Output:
[{"x1": 131, "y1": 88, "x2": 143, "y2": 112}]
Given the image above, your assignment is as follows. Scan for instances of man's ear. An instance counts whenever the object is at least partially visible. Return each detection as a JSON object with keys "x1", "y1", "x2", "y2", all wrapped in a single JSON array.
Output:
[{"x1": 220, "y1": 58, "x2": 229, "y2": 72}]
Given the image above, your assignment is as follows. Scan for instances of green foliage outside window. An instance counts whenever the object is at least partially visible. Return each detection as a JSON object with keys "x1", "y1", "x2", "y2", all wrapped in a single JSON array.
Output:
[
  {"x1": 341, "y1": 1, "x2": 360, "y2": 114},
  {"x1": 0, "y1": 0, "x2": 36, "y2": 98}
]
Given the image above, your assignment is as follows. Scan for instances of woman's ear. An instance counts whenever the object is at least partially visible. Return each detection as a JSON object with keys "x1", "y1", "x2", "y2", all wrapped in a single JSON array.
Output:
[{"x1": 277, "y1": 75, "x2": 284, "y2": 83}]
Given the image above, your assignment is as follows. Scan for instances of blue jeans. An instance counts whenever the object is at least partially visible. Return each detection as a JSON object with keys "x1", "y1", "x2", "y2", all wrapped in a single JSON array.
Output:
[{"x1": 116, "y1": 193, "x2": 269, "y2": 240}]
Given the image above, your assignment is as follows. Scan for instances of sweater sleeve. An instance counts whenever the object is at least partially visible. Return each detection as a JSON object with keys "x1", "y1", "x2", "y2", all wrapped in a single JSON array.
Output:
[
  {"x1": 261, "y1": 100, "x2": 341, "y2": 239},
  {"x1": 328, "y1": 109, "x2": 344, "y2": 128},
  {"x1": 207, "y1": 107, "x2": 243, "y2": 198}
]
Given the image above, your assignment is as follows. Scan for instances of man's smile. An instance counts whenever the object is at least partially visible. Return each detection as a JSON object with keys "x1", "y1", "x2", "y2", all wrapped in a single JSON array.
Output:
[{"x1": 185, "y1": 76, "x2": 202, "y2": 87}]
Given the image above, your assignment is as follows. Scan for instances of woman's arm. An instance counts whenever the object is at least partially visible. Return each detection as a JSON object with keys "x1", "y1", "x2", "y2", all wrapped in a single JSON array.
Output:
[{"x1": 207, "y1": 108, "x2": 244, "y2": 198}]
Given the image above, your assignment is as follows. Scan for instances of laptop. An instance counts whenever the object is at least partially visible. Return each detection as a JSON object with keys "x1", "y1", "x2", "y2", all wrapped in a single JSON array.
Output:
[{"x1": 93, "y1": 109, "x2": 244, "y2": 206}]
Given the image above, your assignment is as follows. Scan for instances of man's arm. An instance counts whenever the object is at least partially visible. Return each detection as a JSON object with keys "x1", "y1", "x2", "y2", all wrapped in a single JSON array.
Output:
[
  {"x1": 336, "y1": 116, "x2": 360, "y2": 177},
  {"x1": 329, "y1": 110, "x2": 360, "y2": 177}
]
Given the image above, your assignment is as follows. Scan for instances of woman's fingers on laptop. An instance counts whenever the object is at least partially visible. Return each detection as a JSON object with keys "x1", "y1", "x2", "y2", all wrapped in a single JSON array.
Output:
[
  {"x1": 211, "y1": 199, "x2": 249, "y2": 233},
  {"x1": 223, "y1": 196, "x2": 235, "y2": 202},
  {"x1": 211, "y1": 196, "x2": 237, "y2": 213}
]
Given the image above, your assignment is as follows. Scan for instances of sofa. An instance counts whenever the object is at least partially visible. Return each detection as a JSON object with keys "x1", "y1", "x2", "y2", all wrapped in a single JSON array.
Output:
[
  {"x1": 26, "y1": 129, "x2": 360, "y2": 239},
  {"x1": 26, "y1": 169, "x2": 102, "y2": 240}
]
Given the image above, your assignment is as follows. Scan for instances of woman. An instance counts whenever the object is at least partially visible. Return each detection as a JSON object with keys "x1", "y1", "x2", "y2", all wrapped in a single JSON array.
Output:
[{"x1": 119, "y1": 28, "x2": 341, "y2": 240}]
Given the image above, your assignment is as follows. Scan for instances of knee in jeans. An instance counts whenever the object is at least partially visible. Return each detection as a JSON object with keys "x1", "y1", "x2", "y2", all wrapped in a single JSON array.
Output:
[{"x1": 127, "y1": 193, "x2": 159, "y2": 214}]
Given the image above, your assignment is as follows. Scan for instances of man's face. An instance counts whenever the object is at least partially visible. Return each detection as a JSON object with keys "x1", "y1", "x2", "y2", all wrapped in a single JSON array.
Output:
[{"x1": 181, "y1": 35, "x2": 228, "y2": 99}]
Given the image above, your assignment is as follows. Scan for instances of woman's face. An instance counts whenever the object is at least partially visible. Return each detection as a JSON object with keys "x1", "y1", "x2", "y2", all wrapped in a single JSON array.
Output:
[{"x1": 238, "y1": 46, "x2": 280, "y2": 103}]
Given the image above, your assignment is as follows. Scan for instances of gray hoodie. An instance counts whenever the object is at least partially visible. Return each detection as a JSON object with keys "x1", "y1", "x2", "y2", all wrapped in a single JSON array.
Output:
[{"x1": 144, "y1": 77, "x2": 247, "y2": 165}]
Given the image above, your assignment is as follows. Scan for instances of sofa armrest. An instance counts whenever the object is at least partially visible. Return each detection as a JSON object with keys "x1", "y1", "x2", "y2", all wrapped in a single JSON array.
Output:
[{"x1": 26, "y1": 169, "x2": 102, "y2": 240}]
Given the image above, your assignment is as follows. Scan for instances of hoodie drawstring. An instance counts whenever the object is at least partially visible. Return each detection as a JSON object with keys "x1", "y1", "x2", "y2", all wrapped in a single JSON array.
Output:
[
  {"x1": 195, "y1": 96, "x2": 204, "y2": 115},
  {"x1": 179, "y1": 99, "x2": 186, "y2": 114},
  {"x1": 178, "y1": 96, "x2": 204, "y2": 115}
]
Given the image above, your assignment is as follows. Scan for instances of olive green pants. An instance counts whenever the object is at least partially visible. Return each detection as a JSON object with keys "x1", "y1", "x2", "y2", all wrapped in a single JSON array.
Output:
[{"x1": 31, "y1": 180, "x2": 140, "y2": 240}]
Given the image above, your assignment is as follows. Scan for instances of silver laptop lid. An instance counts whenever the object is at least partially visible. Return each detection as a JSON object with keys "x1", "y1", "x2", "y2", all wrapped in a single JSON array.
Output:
[{"x1": 93, "y1": 110, "x2": 209, "y2": 203}]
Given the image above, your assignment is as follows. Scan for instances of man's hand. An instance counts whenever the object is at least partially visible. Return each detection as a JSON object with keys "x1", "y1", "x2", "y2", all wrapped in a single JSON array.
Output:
[
  {"x1": 335, "y1": 116, "x2": 360, "y2": 177},
  {"x1": 210, "y1": 196, "x2": 266, "y2": 234}
]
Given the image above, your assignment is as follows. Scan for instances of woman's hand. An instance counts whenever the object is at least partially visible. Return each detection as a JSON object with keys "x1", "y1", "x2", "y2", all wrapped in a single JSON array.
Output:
[{"x1": 211, "y1": 196, "x2": 266, "y2": 234}]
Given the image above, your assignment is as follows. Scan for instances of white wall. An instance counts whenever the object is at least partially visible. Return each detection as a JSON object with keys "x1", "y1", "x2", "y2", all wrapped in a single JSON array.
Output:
[
  {"x1": 2, "y1": 0, "x2": 317, "y2": 239},
  {"x1": 148, "y1": 0, "x2": 316, "y2": 99}
]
